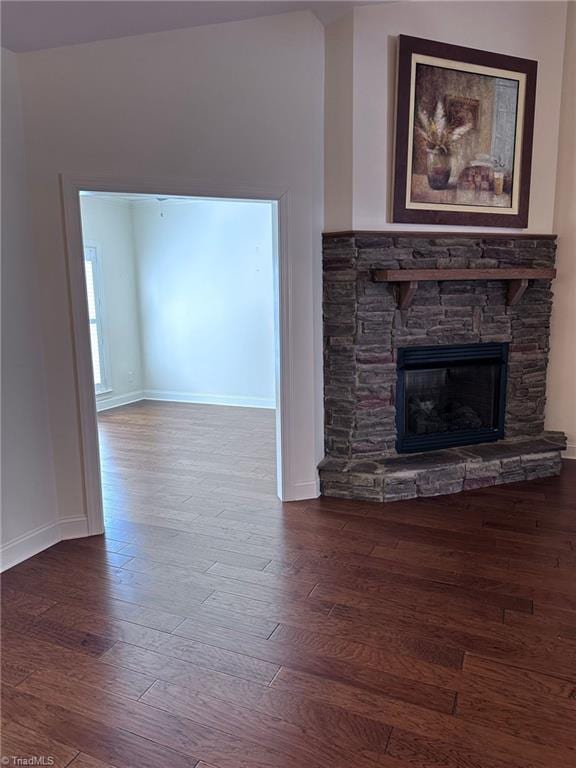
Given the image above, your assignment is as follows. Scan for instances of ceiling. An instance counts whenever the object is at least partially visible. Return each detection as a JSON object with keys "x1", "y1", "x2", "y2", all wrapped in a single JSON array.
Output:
[
  {"x1": 1, "y1": 1, "x2": 376, "y2": 53},
  {"x1": 79, "y1": 191, "x2": 265, "y2": 204}
]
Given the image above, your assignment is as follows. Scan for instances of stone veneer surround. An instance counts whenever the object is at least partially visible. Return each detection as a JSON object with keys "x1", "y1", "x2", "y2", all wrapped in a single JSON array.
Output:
[{"x1": 320, "y1": 232, "x2": 566, "y2": 501}]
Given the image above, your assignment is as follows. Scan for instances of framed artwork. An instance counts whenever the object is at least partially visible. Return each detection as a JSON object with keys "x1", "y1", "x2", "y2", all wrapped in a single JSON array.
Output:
[{"x1": 392, "y1": 35, "x2": 537, "y2": 228}]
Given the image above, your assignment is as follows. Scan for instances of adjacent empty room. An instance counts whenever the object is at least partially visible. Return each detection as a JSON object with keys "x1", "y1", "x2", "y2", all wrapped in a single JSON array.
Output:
[{"x1": 79, "y1": 192, "x2": 279, "y2": 529}]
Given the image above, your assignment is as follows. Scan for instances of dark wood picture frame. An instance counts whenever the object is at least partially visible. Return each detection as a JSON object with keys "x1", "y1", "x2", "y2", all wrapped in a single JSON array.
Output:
[{"x1": 392, "y1": 35, "x2": 537, "y2": 228}]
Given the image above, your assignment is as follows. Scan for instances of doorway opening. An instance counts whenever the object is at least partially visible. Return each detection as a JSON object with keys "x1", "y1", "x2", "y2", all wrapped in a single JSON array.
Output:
[{"x1": 78, "y1": 191, "x2": 280, "y2": 533}]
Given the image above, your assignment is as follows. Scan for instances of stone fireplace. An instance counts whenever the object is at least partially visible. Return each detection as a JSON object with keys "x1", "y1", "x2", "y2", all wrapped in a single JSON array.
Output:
[{"x1": 319, "y1": 232, "x2": 566, "y2": 501}]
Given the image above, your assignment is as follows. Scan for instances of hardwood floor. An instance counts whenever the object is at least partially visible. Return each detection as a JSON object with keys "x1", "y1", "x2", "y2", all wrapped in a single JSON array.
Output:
[{"x1": 2, "y1": 399, "x2": 576, "y2": 767}]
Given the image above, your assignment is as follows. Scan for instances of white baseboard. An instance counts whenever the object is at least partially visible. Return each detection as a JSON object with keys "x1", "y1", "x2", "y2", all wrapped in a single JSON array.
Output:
[
  {"x1": 564, "y1": 443, "x2": 576, "y2": 460},
  {"x1": 60, "y1": 515, "x2": 90, "y2": 539},
  {"x1": 96, "y1": 389, "x2": 275, "y2": 411},
  {"x1": 96, "y1": 390, "x2": 145, "y2": 412},
  {"x1": 0, "y1": 520, "x2": 61, "y2": 572},
  {"x1": 0, "y1": 515, "x2": 91, "y2": 572},
  {"x1": 281, "y1": 478, "x2": 320, "y2": 502},
  {"x1": 143, "y1": 389, "x2": 276, "y2": 410}
]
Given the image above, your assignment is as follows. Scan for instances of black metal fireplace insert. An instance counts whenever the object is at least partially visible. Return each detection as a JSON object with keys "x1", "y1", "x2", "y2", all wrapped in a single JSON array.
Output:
[{"x1": 396, "y1": 342, "x2": 508, "y2": 453}]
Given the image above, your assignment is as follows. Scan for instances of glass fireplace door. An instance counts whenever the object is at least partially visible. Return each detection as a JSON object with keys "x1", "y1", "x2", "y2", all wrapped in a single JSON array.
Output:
[{"x1": 396, "y1": 343, "x2": 508, "y2": 453}]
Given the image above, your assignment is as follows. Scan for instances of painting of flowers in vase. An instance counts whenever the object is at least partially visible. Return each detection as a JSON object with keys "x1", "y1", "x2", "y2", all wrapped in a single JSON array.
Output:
[{"x1": 393, "y1": 36, "x2": 537, "y2": 227}]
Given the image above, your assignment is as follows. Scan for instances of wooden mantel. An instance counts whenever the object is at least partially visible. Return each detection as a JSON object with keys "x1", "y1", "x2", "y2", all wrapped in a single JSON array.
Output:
[{"x1": 371, "y1": 268, "x2": 557, "y2": 309}]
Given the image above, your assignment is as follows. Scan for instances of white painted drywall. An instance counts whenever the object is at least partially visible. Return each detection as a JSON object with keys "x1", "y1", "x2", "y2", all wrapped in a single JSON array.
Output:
[
  {"x1": 17, "y1": 11, "x2": 324, "y2": 513},
  {"x1": 546, "y1": 4, "x2": 576, "y2": 459},
  {"x1": 131, "y1": 198, "x2": 276, "y2": 408},
  {"x1": 79, "y1": 195, "x2": 145, "y2": 409},
  {"x1": 325, "y1": 1, "x2": 568, "y2": 232},
  {"x1": 1, "y1": 49, "x2": 60, "y2": 568},
  {"x1": 324, "y1": 13, "x2": 354, "y2": 231}
]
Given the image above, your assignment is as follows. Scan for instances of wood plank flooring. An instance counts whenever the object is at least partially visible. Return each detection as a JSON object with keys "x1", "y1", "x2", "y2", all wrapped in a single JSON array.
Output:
[{"x1": 2, "y1": 400, "x2": 576, "y2": 768}]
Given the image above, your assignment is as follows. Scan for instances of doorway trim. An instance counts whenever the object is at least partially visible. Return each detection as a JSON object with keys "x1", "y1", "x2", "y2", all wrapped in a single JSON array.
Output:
[{"x1": 60, "y1": 173, "x2": 303, "y2": 536}]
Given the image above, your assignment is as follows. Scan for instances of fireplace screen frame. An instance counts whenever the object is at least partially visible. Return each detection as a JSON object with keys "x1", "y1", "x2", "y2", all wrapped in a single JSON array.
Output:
[{"x1": 395, "y1": 342, "x2": 509, "y2": 454}]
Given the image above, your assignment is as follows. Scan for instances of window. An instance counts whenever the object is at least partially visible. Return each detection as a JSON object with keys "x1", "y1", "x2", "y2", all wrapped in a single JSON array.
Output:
[{"x1": 84, "y1": 246, "x2": 109, "y2": 393}]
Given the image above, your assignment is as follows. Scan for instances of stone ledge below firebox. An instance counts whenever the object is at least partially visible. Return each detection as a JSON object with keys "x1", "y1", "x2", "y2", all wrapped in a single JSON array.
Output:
[{"x1": 318, "y1": 431, "x2": 567, "y2": 502}]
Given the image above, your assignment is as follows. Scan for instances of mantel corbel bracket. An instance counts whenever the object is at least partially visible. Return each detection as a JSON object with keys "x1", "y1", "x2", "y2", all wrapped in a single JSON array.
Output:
[
  {"x1": 396, "y1": 281, "x2": 419, "y2": 310},
  {"x1": 507, "y1": 279, "x2": 530, "y2": 307}
]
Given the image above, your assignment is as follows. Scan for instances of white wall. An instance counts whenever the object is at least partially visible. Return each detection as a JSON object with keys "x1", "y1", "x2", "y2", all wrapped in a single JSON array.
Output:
[
  {"x1": 325, "y1": 1, "x2": 568, "y2": 232},
  {"x1": 324, "y1": 14, "x2": 354, "y2": 231},
  {"x1": 132, "y1": 198, "x2": 276, "y2": 408},
  {"x1": 1, "y1": 49, "x2": 60, "y2": 569},
  {"x1": 79, "y1": 196, "x2": 145, "y2": 409},
  {"x1": 546, "y1": 3, "x2": 576, "y2": 458},
  {"x1": 17, "y1": 11, "x2": 324, "y2": 512}
]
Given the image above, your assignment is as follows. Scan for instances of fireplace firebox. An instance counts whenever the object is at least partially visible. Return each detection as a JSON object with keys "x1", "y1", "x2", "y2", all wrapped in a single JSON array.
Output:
[{"x1": 396, "y1": 342, "x2": 508, "y2": 453}]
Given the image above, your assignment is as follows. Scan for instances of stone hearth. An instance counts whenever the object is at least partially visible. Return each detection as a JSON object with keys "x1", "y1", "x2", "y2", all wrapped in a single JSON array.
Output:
[{"x1": 319, "y1": 232, "x2": 566, "y2": 501}]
